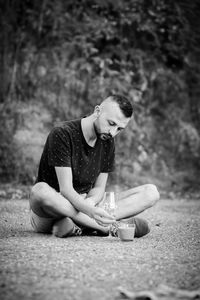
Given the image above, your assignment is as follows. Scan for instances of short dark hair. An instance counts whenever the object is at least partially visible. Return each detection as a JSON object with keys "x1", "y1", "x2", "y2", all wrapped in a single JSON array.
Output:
[{"x1": 109, "y1": 94, "x2": 133, "y2": 118}]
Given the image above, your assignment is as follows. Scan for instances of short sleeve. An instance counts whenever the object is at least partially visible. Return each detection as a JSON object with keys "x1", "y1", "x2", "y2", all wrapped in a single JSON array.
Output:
[
  {"x1": 47, "y1": 127, "x2": 72, "y2": 167},
  {"x1": 101, "y1": 139, "x2": 115, "y2": 172}
]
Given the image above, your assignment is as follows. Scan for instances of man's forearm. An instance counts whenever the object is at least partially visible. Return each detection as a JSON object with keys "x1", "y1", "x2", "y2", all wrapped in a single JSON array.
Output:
[
  {"x1": 60, "y1": 188, "x2": 94, "y2": 217},
  {"x1": 86, "y1": 186, "x2": 105, "y2": 206}
]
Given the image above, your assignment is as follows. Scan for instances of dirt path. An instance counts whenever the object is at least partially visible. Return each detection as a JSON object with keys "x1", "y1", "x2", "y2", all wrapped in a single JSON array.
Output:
[{"x1": 0, "y1": 198, "x2": 200, "y2": 300}]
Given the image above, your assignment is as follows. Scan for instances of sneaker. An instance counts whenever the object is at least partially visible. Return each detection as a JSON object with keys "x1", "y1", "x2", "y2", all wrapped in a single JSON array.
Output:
[
  {"x1": 133, "y1": 217, "x2": 150, "y2": 238},
  {"x1": 110, "y1": 217, "x2": 150, "y2": 238},
  {"x1": 52, "y1": 217, "x2": 82, "y2": 238}
]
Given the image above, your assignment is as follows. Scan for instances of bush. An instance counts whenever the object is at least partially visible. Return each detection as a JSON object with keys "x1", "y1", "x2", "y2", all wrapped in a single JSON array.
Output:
[
  {"x1": 0, "y1": 102, "x2": 20, "y2": 182},
  {"x1": 1, "y1": 0, "x2": 200, "y2": 192}
]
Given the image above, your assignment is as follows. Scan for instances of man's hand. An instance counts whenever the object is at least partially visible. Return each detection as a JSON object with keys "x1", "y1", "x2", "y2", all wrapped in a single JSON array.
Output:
[{"x1": 91, "y1": 206, "x2": 115, "y2": 227}]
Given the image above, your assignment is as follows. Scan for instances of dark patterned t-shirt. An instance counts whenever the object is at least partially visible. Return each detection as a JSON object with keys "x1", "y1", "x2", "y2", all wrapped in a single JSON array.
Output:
[{"x1": 36, "y1": 119, "x2": 115, "y2": 193}]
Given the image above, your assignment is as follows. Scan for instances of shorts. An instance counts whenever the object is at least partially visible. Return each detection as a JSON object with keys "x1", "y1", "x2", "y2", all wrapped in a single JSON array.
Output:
[{"x1": 30, "y1": 209, "x2": 57, "y2": 233}]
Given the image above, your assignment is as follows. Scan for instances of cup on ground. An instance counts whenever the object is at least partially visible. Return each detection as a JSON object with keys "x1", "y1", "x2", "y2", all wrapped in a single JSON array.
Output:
[{"x1": 118, "y1": 223, "x2": 136, "y2": 241}]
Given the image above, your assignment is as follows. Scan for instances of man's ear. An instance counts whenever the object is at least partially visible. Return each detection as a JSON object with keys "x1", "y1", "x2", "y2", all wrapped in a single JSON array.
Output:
[{"x1": 94, "y1": 105, "x2": 101, "y2": 117}]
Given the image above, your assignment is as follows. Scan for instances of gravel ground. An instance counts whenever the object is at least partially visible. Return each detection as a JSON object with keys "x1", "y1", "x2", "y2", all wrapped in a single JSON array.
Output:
[{"x1": 0, "y1": 197, "x2": 200, "y2": 300}]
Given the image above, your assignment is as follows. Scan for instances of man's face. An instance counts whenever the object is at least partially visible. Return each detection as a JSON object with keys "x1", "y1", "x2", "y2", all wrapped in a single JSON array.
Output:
[{"x1": 94, "y1": 102, "x2": 131, "y2": 140}]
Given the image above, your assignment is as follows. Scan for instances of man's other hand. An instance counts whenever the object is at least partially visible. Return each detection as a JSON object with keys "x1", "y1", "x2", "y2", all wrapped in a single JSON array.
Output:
[{"x1": 92, "y1": 207, "x2": 115, "y2": 227}]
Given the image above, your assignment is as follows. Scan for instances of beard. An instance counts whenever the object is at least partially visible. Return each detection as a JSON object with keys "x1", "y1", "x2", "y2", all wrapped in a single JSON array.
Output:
[
  {"x1": 99, "y1": 133, "x2": 112, "y2": 140},
  {"x1": 93, "y1": 123, "x2": 112, "y2": 140}
]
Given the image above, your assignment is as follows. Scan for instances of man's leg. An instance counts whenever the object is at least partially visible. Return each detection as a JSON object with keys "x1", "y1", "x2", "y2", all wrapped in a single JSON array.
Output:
[
  {"x1": 111, "y1": 184, "x2": 160, "y2": 238},
  {"x1": 29, "y1": 182, "x2": 108, "y2": 234},
  {"x1": 115, "y1": 184, "x2": 160, "y2": 220}
]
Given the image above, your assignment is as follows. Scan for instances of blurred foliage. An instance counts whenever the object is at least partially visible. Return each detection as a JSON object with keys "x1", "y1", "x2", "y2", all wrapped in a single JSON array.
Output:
[
  {"x1": 0, "y1": 102, "x2": 20, "y2": 181},
  {"x1": 0, "y1": 0, "x2": 200, "y2": 192}
]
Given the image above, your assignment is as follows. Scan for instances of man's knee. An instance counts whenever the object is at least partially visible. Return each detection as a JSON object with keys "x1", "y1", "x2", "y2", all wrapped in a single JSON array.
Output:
[
  {"x1": 30, "y1": 182, "x2": 52, "y2": 206},
  {"x1": 144, "y1": 184, "x2": 160, "y2": 207}
]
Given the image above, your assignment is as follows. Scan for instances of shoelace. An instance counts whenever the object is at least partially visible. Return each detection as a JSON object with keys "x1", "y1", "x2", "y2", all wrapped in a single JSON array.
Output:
[
  {"x1": 110, "y1": 222, "x2": 119, "y2": 237},
  {"x1": 72, "y1": 225, "x2": 82, "y2": 236}
]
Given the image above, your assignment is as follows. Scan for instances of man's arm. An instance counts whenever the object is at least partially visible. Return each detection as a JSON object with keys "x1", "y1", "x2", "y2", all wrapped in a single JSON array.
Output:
[
  {"x1": 86, "y1": 173, "x2": 108, "y2": 206},
  {"x1": 55, "y1": 166, "x2": 114, "y2": 225}
]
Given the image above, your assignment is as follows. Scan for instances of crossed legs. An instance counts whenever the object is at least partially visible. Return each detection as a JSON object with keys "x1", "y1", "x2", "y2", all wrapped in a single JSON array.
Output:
[
  {"x1": 29, "y1": 182, "x2": 108, "y2": 233},
  {"x1": 29, "y1": 182, "x2": 160, "y2": 235}
]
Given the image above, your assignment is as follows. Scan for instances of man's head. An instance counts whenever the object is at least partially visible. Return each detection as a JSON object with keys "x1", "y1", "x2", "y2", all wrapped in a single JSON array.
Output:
[{"x1": 93, "y1": 95, "x2": 133, "y2": 140}]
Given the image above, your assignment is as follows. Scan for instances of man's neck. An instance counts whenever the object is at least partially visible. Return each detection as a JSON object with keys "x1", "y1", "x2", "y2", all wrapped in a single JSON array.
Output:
[{"x1": 81, "y1": 115, "x2": 97, "y2": 147}]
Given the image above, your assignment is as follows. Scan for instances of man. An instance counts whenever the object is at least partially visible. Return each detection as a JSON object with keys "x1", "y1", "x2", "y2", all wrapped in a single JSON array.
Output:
[{"x1": 30, "y1": 95, "x2": 159, "y2": 238}]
